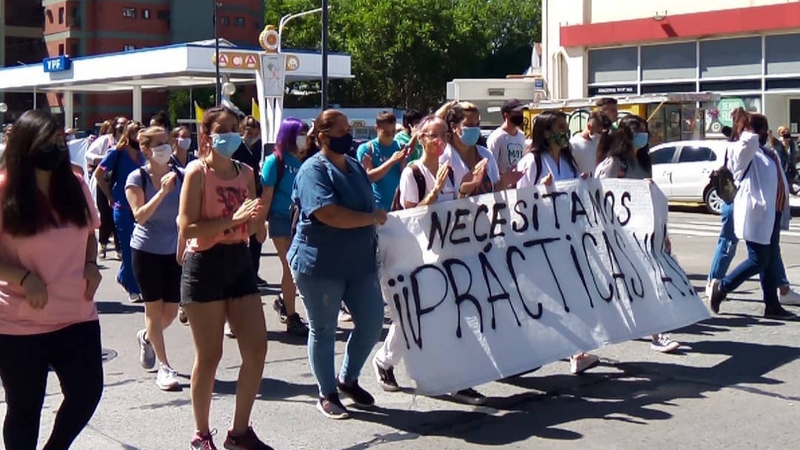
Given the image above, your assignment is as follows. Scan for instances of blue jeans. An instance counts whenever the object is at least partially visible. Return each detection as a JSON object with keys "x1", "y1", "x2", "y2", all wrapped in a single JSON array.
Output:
[
  {"x1": 112, "y1": 207, "x2": 140, "y2": 295},
  {"x1": 709, "y1": 202, "x2": 790, "y2": 286},
  {"x1": 720, "y1": 212, "x2": 782, "y2": 309},
  {"x1": 293, "y1": 271, "x2": 384, "y2": 396}
]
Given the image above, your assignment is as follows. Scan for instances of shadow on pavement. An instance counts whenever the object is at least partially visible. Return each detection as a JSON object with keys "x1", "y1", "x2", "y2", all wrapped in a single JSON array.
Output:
[
  {"x1": 213, "y1": 376, "x2": 318, "y2": 401},
  {"x1": 96, "y1": 301, "x2": 144, "y2": 314},
  {"x1": 344, "y1": 339, "x2": 797, "y2": 447}
]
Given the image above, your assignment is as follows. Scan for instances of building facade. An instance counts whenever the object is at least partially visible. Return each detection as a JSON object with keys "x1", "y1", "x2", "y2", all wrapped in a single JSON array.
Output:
[
  {"x1": 41, "y1": 0, "x2": 264, "y2": 128},
  {"x1": 0, "y1": 0, "x2": 48, "y2": 122},
  {"x1": 542, "y1": 0, "x2": 800, "y2": 137}
]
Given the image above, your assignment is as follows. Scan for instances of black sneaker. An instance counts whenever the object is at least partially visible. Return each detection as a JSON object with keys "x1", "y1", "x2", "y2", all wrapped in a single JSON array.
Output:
[
  {"x1": 372, "y1": 358, "x2": 400, "y2": 392},
  {"x1": 709, "y1": 279, "x2": 726, "y2": 314},
  {"x1": 272, "y1": 296, "x2": 288, "y2": 323},
  {"x1": 450, "y1": 388, "x2": 487, "y2": 406},
  {"x1": 317, "y1": 393, "x2": 350, "y2": 420},
  {"x1": 337, "y1": 378, "x2": 375, "y2": 407},
  {"x1": 764, "y1": 306, "x2": 798, "y2": 320},
  {"x1": 285, "y1": 313, "x2": 309, "y2": 337}
]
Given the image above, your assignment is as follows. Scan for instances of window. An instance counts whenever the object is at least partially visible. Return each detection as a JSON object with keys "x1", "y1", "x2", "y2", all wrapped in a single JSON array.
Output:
[
  {"x1": 677, "y1": 146, "x2": 714, "y2": 163},
  {"x1": 69, "y1": 6, "x2": 80, "y2": 26},
  {"x1": 157, "y1": 10, "x2": 170, "y2": 20},
  {"x1": 123, "y1": 44, "x2": 135, "y2": 52},
  {"x1": 123, "y1": 7, "x2": 136, "y2": 18},
  {"x1": 143, "y1": 9, "x2": 151, "y2": 19},
  {"x1": 45, "y1": 9, "x2": 54, "y2": 24},
  {"x1": 650, "y1": 147, "x2": 676, "y2": 165},
  {"x1": 221, "y1": 16, "x2": 230, "y2": 26},
  {"x1": 70, "y1": 42, "x2": 79, "y2": 57},
  {"x1": 235, "y1": 17, "x2": 245, "y2": 27},
  {"x1": 58, "y1": 7, "x2": 65, "y2": 24},
  {"x1": 58, "y1": 43, "x2": 65, "y2": 55}
]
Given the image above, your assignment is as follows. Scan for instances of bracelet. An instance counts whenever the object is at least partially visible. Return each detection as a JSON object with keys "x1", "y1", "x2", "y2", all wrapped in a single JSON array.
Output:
[{"x1": 20, "y1": 270, "x2": 31, "y2": 287}]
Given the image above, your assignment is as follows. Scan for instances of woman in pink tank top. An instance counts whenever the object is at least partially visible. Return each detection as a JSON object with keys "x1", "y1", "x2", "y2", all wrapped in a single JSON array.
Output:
[{"x1": 177, "y1": 106, "x2": 273, "y2": 450}]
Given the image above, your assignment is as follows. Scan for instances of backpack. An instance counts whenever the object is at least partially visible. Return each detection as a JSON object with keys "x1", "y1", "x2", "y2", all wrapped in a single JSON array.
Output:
[
  {"x1": 390, "y1": 163, "x2": 455, "y2": 211},
  {"x1": 709, "y1": 148, "x2": 752, "y2": 204}
]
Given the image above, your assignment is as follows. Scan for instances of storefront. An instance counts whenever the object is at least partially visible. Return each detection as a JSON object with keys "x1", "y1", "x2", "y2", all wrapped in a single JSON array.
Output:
[{"x1": 543, "y1": 1, "x2": 800, "y2": 137}]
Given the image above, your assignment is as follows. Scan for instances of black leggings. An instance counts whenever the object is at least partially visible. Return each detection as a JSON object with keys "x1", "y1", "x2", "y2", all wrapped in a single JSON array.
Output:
[
  {"x1": 0, "y1": 321, "x2": 104, "y2": 450},
  {"x1": 95, "y1": 186, "x2": 117, "y2": 248}
]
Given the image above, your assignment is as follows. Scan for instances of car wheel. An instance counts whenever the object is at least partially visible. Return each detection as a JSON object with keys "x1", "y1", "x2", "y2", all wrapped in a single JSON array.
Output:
[{"x1": 704, "y1": 186, "x2": 723, "y2": 215}]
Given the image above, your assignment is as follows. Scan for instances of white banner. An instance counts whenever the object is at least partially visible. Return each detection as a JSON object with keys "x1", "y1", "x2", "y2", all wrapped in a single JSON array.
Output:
[{"x1": 377, "y1": 179, "x2": 709, "y2": 396}]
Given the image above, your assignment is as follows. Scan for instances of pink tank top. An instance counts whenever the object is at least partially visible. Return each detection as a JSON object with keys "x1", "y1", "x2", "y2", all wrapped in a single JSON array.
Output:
[{"x1": 186, "y1": 160, "x2": 251, "y2": 252}]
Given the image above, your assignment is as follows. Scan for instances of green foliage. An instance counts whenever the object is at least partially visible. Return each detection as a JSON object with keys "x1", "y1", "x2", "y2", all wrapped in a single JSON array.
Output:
[{"x1": 262, "y1": 0, "x2": 541, "y2": 110}]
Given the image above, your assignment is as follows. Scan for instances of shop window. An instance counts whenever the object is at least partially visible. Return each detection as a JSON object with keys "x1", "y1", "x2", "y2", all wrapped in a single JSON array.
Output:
[
  {"x1": 641, "y1": 42, "x2": 696, "y2": 81},
  {"x1": 700, "y1": 37, "x2": 761, "y2": 78},
  {"x1": 123, "y1": 7, "x2": 136, "y2": 18},
  {"x1": 587, "y1": 47, "x2": 637, "y2": 84},
  {"x1": 701, "y1": 96, "x2": 762, "y2": 136},
  {"x1": 766, "y1": 33, "x2": 800, "y2": 76},
  {"x1": 647, "y1": 104, "x2": 705, "y2": 144}
]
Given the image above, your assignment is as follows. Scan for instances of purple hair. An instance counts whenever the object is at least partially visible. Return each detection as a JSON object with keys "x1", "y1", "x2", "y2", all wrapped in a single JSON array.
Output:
[{"x1": 275, "y1": 117, "x2": 306, "y2": 153}]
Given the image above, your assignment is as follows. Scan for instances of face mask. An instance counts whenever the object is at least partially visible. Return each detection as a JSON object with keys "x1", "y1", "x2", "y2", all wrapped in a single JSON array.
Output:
[
  {"x1": 632, "y1": 132, "x2": 649, "y2": 150},
  {"x1": 296, "y1": 136, "x2": 307, "y2": 149},
  {"x1": 150, "y1": 144, "x2": 173, "y2": 165},
  {"x1": 327, "y1": 133, "x2": 353, "y2": 155},
  {"x1": 175, "y1": 137, "x2": 191, "y2": 151},
  {"x1": 509, "y1": 115, "x2": 525, "y2": 127},
  {"x1": 550, "y1": 132, "x2": 569, "y2": 149},
  {"x1": 33, "y1": 142, "x2": 68, "y2": 171},
  {"x1": 782, "y1": 134, "x2": 791, "y2": 140},
  {"x1": 211, "y1": 132, "x2": 243, "y2": 158},
  {"x1": 460, "y1": 127, "x2": 481, "y2": 146}
]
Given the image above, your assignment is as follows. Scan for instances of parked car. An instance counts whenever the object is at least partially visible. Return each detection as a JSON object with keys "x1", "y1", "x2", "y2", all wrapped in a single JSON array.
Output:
[{"x1": 649, "y1": 140, "x2": 728, "y2": 215}]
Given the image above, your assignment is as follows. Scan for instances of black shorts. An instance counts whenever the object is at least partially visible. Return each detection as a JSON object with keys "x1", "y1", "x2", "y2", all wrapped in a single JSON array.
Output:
[
  {"x1": 131, "y1": 249, "x2": 182, "y2": 303},
  {"x1": 180, "y1": 242, "x2": 259, "y2": 305}
]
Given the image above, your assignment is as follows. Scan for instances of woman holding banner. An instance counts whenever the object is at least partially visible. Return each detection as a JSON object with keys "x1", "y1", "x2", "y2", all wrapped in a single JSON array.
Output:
[
  {"x1": 290, "y1": 109, "x2": 386, "y2": 420},
  {"x1": 595, "y1": 115, "x2": 682, "y2": 353},
  {"x1": 515, "y1": 111, "x2": 602, "y2": 374},
  {"x1": 372, "y1": 115, "x2": 489, "y2": 405}
]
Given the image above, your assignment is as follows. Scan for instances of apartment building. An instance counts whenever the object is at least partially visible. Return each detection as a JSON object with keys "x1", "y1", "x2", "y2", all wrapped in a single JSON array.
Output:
[
  {"x1": 42, "y1": 0, "x2": 264, "y2": 128},
  {"x1": 0, "y1": 0, "x2": 48, "y2": 122},
  {"x1": 542, "y1": 0, "x2": 800, "y2": 137}
]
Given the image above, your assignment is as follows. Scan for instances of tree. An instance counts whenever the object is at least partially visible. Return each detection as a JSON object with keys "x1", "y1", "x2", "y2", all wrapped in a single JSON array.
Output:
[{"x1": 259, "y1": 0, "x2": 541, "y2": 109}]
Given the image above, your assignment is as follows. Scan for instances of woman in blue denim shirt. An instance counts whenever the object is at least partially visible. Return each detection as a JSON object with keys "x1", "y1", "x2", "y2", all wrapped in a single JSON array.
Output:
[{"x1": 289, "y1": 109, "x2": 387, "y2": 420}]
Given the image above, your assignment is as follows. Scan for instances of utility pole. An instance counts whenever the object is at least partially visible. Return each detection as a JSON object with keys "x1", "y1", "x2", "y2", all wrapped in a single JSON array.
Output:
[
  {"x1": 321, "y1": 0, "x2": 329, "y2": 110},
  {"x1": 213, "y1": 1, "x2": 221, "y2": 105}
]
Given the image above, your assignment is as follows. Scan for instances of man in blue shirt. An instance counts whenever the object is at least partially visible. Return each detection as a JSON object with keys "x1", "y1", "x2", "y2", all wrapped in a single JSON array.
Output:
[{"x1": 357, "y1": 111, "x2": 407, "y2": 210}]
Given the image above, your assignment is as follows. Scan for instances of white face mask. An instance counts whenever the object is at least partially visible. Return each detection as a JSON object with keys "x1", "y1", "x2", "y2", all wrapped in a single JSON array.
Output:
[
  {"x1": 296, "y1": 136, "x2": 307, "y2": 149},
  {"x1": 175, "y1": 137, "x2": 191, "y2": 151},
  {"x1": 150, "y1": 144, "x2": 172, "y2": 165}
]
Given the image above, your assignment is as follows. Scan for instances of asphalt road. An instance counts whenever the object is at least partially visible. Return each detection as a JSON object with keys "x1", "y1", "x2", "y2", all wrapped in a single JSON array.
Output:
[{"x1": 3, "y1": 205, "x2": 800, "y2": 450}]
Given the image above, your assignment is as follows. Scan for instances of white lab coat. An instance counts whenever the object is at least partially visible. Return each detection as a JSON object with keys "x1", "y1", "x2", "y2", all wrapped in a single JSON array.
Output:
[{"x1": 730, "y1": 131, "x2": 790, "y2": 245}]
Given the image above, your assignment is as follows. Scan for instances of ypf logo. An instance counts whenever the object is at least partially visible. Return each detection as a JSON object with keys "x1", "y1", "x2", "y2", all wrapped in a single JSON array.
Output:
[{"x1": 259, "y1": 25, "x2": 279, "y2": 53}]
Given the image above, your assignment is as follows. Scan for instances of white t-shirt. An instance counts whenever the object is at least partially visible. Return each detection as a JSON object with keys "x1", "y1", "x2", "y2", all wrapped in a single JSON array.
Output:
[
  {"x1": 398, "y1": 162, "x2": 457, "y2": 208},
  {"x1": 516, "y1": 152, "x2": 579, "y2": 188},
  {"x1": 487, "y1": 126, "x2": 527, "y2": 173},
  {"x1": 439, "y1": 144, "x2": 500, "y2": 189},
  {"x1": 569, "y1": 133, "x2": 600, "y2": 175}
]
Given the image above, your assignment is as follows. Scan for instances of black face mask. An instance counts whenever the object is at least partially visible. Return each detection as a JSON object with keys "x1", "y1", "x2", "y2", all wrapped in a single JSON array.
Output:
[
  {"x1": 782, "y1": 134, "x2": 791, "y2": 140},
  {"x1": 509, "y1": 115, "x2": 524, "y2": 127},
  {"x1": 33, "y1": 143, "x2": 68, "y2": 171}
]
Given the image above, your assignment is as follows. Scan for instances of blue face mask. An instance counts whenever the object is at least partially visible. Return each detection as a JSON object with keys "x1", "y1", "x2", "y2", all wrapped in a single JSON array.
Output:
[
  {"x1": 460, "y1": 127, "x2": 481, "y2": 146},
  {"x1": 632, "y1": 132, "x2": 649, "y2": 150},
  {"x1": 211, "y1": 132, "x2": 243, "y2": 157}
]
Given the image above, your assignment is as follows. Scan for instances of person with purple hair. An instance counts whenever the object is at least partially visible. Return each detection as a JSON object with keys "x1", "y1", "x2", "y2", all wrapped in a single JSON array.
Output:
[{"x1": 260, "y1": 117, "x2": 310, "y2": 336}]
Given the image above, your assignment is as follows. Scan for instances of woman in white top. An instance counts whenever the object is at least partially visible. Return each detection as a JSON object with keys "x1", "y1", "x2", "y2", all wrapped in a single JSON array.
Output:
[
  {"x1": 708, "y1": 110, "x2": 795, "y2": 319},
  {"x1": 373, "y1": 115, "x2": 488, "y2": 406},
  {"x1": 438, "y1": 102, "x2": 522, "y2": 197}
]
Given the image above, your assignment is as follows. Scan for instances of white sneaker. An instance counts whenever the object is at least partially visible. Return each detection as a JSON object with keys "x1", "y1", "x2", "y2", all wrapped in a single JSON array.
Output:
[
  {"x1": 570, "y1": 353, "x2": 600, "y2": 374},
  {"x1": 155, "y1": 365, "x2": 181, "y2": 391},
  {"x1": 705, "y1": 281, "x2": 713, "y2": 299},
  {"x1": 136, "y1": 329, "x2": 156, "y2": 370},
  {"x1": 129, "y1": 293, "x2": 143, "y2": 303},
  {"x1": 651, "y1": 334, "x2": 680, "y2": 353},
  {"x1": 224, "y1": 322, "x2": 236, "y2": 338},
  {"x1": 780, "y1": 289, "x2": 800, "y2": 306}
]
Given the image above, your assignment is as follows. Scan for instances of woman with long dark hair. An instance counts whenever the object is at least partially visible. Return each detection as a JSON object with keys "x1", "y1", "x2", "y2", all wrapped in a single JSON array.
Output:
[
  {"x1": 177, "y1": 106, "x2": 272, "y2": 449},
  {"x1": 595, "y1": 115, "x2": 681, "y2": 353},
  {"x1": 0, "y1": 110, "x2": 104, "y2": 450},
  {"x1": 94, "y1": 121, "x2": 145, "y2": 302},
  {"x1": 261, "y1": 117, "x2": 310, "y2": 337}
]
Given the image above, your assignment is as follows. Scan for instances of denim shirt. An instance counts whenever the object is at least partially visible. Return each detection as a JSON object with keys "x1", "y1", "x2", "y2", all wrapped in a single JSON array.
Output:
[{"x1": 288, "y1": 153, "x2": 377, "y2": 279}]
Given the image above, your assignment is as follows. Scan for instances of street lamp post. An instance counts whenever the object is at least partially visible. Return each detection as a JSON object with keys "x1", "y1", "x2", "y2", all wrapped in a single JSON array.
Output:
[
  {"x1": 213, "y1": 1, "x2": 221, "y2": 106},
  {"x1": 321, "y1": 0, "x2": 329, "y2": 110}
]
